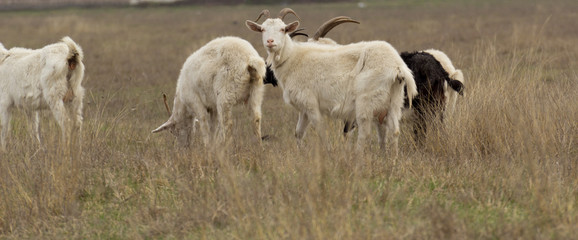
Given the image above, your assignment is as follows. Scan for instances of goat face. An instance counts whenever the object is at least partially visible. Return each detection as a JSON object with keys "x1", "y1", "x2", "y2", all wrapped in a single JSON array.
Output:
[
  {"x1": 152, "y1": 115, "x2": 196, "y2": 148},
  {"x1": 246, "y1": 18, "x2": 299, "y2": 55}
]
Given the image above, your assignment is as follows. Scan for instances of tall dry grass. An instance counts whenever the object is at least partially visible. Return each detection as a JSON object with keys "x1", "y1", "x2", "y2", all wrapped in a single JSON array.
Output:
[{"x1": 0, "y1": 0, "x2": 576, "y2": 239}]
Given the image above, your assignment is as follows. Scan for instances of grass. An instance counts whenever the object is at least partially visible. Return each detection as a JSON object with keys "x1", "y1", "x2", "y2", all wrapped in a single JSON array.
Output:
[{"x1": 1, "y1": 0, "x2": 577, "y2": 238}]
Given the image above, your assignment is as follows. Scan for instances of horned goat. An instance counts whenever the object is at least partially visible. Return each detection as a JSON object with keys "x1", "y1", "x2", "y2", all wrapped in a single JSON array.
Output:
[
  {"x1": 246, "y1": 9, "x2": 418, "y2": 153},
  {"x1": 0, "y1": 37, "x2": 85, "y2": 151},
  {"x1": 423, "y1": 49, "x2": 465, "y2": 114},
  {"x1": 152, "y1": 36, "x2": 266, "y2": 148}
]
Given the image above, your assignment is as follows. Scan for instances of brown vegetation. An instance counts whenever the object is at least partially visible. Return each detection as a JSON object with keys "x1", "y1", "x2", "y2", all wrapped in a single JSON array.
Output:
[{"x1": 0, "y1": 0, "x2": 576, "y2": 238}]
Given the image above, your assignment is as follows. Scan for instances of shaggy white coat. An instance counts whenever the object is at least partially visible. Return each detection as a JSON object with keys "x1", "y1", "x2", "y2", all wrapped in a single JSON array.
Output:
[
  {"x1": 152, "y1": 36, "x2": 266, "y2": 148},
  {"x1": 247, "y1": 18, "x2": 418, "y2": 153},
  {"x1": 0, "y1": 37, "x2": 85, "y2": 150}
]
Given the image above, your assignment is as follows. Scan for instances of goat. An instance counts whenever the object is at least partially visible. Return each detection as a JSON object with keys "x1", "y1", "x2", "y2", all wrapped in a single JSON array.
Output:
[
  {"x1": 246, "y1": 9, "x2": 417, "y2": 153},
  {"x1": 423, "y1": 49, "x2": 465, "y2": 115},
  {"x1": 152, "y1": 36, "x2": 266, "y2": 148},
  {"x1": 0, "y1": 37, "x2": 85, "y2": 151},
  {"x1": 400, "y1": 51, "x2": 464, "y2": 141}
]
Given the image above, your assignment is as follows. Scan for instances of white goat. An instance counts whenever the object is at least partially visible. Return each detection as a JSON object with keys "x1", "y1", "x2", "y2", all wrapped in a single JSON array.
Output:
[
  {"x1": 0, "y1": 37, "x2": 85, "y2": 151},
  {"x1": 152, "y1": 36, "x2": 266, "y2": 148},
  {"x1": 423, "y1": 49, "x2": 465, "y2": 114},
  {"x1": 246, "y1": 9, "x2": 418, "y2": 153}
]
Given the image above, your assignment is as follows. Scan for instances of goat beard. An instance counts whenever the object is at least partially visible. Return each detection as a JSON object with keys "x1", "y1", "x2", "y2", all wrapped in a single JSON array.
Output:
[{"x1": 265, "y1": 49, "x2": 283, "y2": 66}]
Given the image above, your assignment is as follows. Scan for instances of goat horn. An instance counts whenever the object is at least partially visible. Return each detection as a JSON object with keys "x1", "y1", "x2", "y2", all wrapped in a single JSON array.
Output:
[
  {"x1": 289, "y1": 28, "x2": 309, "y2": 38},
  {"x1": 162, "y1": 93, "x2": 171, "y2": 116},
  {"x1": 255, "y1": 9, "x2": 270, "y2": 22},
  {"x1": 313, "y1": 16, "x2": 360, "y2": 41},
  {"x1": 278, "y1": 8, "x2": 301, "y2": 21}
]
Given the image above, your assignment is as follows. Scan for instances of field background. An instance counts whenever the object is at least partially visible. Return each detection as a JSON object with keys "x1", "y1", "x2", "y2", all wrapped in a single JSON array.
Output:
[{"x1": 1, "y1": 0, "x2": 577, "y2": 238}]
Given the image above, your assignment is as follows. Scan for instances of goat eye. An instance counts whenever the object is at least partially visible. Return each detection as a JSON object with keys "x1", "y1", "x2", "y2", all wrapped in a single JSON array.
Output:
[{"x1": 281, "y1": 28, "x2": 285, "y2": 32}]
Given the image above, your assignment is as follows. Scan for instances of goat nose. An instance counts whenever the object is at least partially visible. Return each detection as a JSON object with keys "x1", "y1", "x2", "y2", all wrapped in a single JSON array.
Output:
[{"x1": 267, "y1": 39, "x2": 274, "y2": 44}]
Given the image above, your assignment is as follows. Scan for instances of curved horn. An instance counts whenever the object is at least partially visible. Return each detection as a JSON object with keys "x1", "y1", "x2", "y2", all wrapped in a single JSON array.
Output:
[
  {"x1": 255, "y1": 9, "x2": 270, "y2": 22},
  {"x1": 163, "y1": 93, "x2": 171, "y2": 116},
  {"x1": 289, "y1": 28, "x2": 309, "y2": 38},
  {"x1": 313, "y1": 16, "x2": 360, "y2": 41},
  {"x1": 278, "y1": 8, "x2": 301, "y2": 21}
]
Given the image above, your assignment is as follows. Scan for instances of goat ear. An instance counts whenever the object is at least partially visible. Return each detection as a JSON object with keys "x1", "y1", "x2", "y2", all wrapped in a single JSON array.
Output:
[
  {"x1": 285, "y1": 21, "x2": 300, "y2": 33},
  {"x1": 448, "y1": 80, "x2": 465, "y2": 96},
  {"x1": 152, "y1": 120, "x2": 175, "y2": 133},
  {"x1": 246, "y1": 20, "x2": 263, "y2": 32}
]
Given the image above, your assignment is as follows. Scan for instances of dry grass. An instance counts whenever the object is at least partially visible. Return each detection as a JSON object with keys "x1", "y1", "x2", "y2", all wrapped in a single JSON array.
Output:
[{"x1": 0, "y1": 0, "x2": 577, "y2": 238}]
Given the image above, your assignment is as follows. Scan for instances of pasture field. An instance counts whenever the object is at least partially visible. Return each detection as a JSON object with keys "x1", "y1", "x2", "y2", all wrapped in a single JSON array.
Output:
[{"x1": 0, "y1": 0, "x2": 577, "y2": 238}]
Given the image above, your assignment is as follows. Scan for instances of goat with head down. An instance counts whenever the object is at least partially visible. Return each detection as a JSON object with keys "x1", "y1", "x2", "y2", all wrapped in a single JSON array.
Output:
[
  {"x1": 246, "y1": 8, "x2": 417, "y2": 154},
  {"x1": 152, "y1": 36, "x2": 266, "y2": 149},
  {"x1": 423, "y1": 49, "x2": 465, "y2": 115}
]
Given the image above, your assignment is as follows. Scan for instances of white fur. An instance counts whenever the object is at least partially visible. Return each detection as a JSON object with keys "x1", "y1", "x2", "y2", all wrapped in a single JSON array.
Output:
[
  {"x1": 424, "y1": 49, "x2": 465, "y2": 114},
  {"x1": 247, "y1": 18, "x2": 417, "y2": 153},
  {"x1": 152, "y1": 36, "x2": 266, "y2": 148},
  {"x1": 0, "y1": 37, "x2": 85, "y2": 151}
]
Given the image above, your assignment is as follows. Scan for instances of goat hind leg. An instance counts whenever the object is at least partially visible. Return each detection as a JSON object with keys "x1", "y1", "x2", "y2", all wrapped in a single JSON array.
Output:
[
  {"x1": 49, "y1": 100, "x2": 71, "y2": 146},
  {"x1": 385, "y1": 112, "x2": 401, "y2": 157}
]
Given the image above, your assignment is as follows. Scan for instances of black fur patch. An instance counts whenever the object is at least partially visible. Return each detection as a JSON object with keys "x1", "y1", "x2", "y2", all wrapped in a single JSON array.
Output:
[{"x1": 264, "y1": 65, "x2": 278, "y2": 86}]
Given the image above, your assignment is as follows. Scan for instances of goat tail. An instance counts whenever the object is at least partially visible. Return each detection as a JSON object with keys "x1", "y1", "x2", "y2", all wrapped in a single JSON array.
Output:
[
  {"x1": 61, "y1": 36, "x2": 84, "y2": 64},
  {"x1": 248, "y1": 56, "x2": 267, "y2": 84},
  {"x1": 398, "y1": 65, "x2": 418, "y2": 109},
  {"x1": 0, "y1": 42, "x2": 5, "y2": 52},
  {"x1": 61, "y1": 37, "x2": 85, "y2": 127}
]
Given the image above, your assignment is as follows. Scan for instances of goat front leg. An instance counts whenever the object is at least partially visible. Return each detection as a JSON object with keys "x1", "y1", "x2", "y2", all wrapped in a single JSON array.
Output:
[
  {"x1": 195, "y1": 108, "x2": 212, "y2": 148},
  {"x1": 307, "y1": 108, "x2": 328, "y2": 151},
  {"x1": 216, "y1": 103, "x2": 233, "y2": 147},
  {"x1": 376, "y1": 120, "x2": 387, "y2": 150},
  {"x1": 34, "y1": 111, "x2": 42, "y2": 144},
  {"x1": 295, "y1": 111, "x2": 310, "y2": 147},
  {"x1": 0, "y1": 106, "x2": 12, "y2": 152}
]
